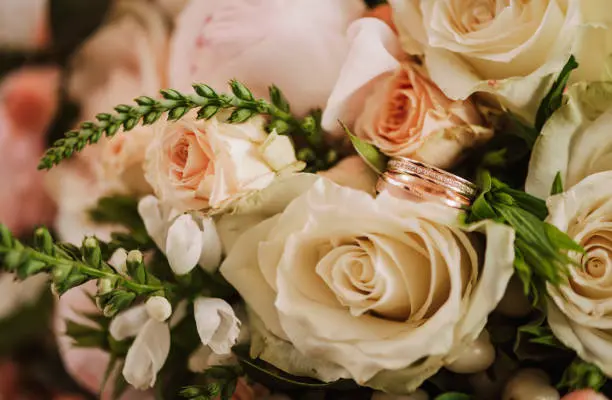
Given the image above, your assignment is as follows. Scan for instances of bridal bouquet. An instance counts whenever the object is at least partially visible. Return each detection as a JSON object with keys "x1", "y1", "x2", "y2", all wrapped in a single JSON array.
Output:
[{"x1": 3, "y1": 1, "x2": 612, "y2": 399}]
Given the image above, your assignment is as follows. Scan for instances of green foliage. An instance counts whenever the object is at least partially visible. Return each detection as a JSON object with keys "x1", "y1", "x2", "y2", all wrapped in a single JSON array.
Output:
[
  {"x1": 551, "y1": 172, "x2": 564, "y2": 195},
  {"x1": 434, "y1": 393, "x2": 473, "y2": 400},
  {"x1": 340, "y1": 121, "x2": 388, "y2": 174},
  {"x1": 467, "y1": 170, "x2": 583, "y2": 301},
  {"x1": 513, "y1": 313, "x2": 568, "y2": 361},
  {"x1": 558, "y1": 359, "x2": 607, "y2": 392},
  {"x1": 40, "y1": 81, "x2": 335, "y2": 172},
  {"x1": 535, "y1": 55, "x2": 579, "y2": 132},
  {"x1": 0, "y1": 224, "x2": 171, "y2": 316},
  {"x1": 180, "y1": 366, "x2": 242, "y2": 400}
]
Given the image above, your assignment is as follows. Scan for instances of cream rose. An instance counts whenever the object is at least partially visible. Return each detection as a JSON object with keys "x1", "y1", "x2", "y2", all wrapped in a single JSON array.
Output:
[
  {"x1": 322, "y1": 18, "x2": 491, "y2": 169},
  {"x1": 545, "y1": 171, "x2": 612, "y2": 377},
  {"x1": 145, "y1": 112, "x2": 301, "y2": 212},
  {"x1": 526, "y1": 82, "x2": 612, "y2": 199},
  {"x1": 219, "y1": 174, "x2": 515, "y2": 393},
  {"x1": 389, "y1": 0, "x2": 612, "y2": 122}
]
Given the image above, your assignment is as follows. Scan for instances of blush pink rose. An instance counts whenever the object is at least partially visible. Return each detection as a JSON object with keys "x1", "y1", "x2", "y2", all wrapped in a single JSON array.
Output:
[
  {"x1": 0, "y1": 66, "x2": 59, "y2": 236},
  {"x1": 145, "y1": 112, "x2": 300, "y2": 212},
  {"x1": 562, "y1": 390, "x2": 610, "y2": 400},
  {"x1": 322, "y1": 18, "x2": 492, "y2": 169},
  {"x1": 169, "y1": 0, "x2": 364, "y2": 116},
  {"x1": 0, "y1": 0, "x2": 50, "y2": 50}
]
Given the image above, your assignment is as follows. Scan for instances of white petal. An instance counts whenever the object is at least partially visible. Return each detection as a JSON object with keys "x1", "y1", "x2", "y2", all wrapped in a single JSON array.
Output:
[
  {"x1": 145, "y1": 296, "x2": 172, "y2": 322},
  {"x1": 165, "y1": 214, "x2": 203, "y2": 275},
  {"x1": 187, "y1": 345, "x2": 235, "y2": 373},
  {"x1": 107, "y1": 248, "x2": 128, "y2": 275},
  {"x1": 258, "y1": 132, "x2": 298, "y2": 171},
  {"x1": 137, "y1": 195, "x2": 166, "y2": 249},
  {"x1": 197, "y1": 216, "x2": 223, "y2": 274},
  {"x1": 194, "y1": 297, "x2": 241, "y2": 355},
  {"x1": 123, "y1": 319, "x2": 170, "y2": 390},
  {"x1": 109, "y1": 304, "x2": 149, "y2": 341}
]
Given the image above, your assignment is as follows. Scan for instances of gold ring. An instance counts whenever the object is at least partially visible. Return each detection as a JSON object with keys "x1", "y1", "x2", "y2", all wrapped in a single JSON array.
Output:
[{"x1": 376, "y1": 157, "x2": 477, "y2": 209}]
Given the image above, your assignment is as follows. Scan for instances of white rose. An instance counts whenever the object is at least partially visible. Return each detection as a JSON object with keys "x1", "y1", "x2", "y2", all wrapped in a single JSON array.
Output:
[
  {"x1": 144, "y1": 111, "x2": 302, "y2": 212},
  {"x1": 545, "y1": 171, "x2": 612, "y2": 377},
  {"x1": 219, "y1": 174, "x2": 515, "y2": 393},
  {"x1": 526, "y1": 82, "x2": 612, "y2": 199},
  {"x1": 389, "y1": 0, "x2": 612, "y2": 122}
]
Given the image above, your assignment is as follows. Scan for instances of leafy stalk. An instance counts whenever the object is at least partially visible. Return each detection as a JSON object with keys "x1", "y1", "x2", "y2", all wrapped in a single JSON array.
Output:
[
  {"x1": 39, "y1": 81, "x2": 334, "y2": 171},
  {"x1": 466, "y1": 171, "x2": 583, "y2": 302},
  {"x1": 0, "y1": 224, "x2": 171, "y2": 316}
]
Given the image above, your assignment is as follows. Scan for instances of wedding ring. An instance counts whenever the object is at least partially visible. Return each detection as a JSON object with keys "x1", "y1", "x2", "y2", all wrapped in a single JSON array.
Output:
[{"x1": 376, "y1": 156, "x2": 477, "y2": 209}]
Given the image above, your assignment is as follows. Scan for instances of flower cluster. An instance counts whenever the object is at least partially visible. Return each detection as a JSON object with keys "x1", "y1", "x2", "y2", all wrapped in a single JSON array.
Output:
[{"x1": 3, "y1": 1, "x2": 612, "y2": 400}]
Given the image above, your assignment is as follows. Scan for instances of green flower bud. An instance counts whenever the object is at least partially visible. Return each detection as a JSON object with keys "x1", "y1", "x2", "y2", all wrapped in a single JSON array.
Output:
[
  {"x1": 82, "y1": 237, "x2": 102, "y2": 267},
  {"x1": 34, "y1": 227, "x2": 54, "y2": 255}
]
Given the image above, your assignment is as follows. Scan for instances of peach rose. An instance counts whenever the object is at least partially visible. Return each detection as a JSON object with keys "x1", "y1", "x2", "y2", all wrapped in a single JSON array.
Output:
[
  {"x1": 0, "y1": 66, "x2": 59, "y2": 236},
  {"x1": 169, "y1": 0, "x2": 364, "y2": 116},
  {"x1": 0, "y1": 0, "x2": 49, "y2": 50},
  {"x1": 145, "y1": 112, "x2": 301, "y2": 212},
  {"x1": 562, "y1": 390, "x2": 610, "y2": 400},
  {"x1": 322, "y1": 18, "x2": 491, "y2": 169}
]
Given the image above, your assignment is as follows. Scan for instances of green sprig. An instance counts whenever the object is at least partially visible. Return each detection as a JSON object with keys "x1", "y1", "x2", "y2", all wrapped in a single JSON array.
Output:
[
  {"x1": 466, "y1": 171, "x2": 583, "y2": 302},
  {"x1": 558, "y1": 358, "x2": 607, "y2": 392},
  {"x1": 39, "y1": 80, "x2": 334, "y2": 171},
  {"x1": 0, "y1": 224, "x2": 171, "y2": 316},
  {"x1": 180, "y1": 366, "x2": 242, "y2": 400}
]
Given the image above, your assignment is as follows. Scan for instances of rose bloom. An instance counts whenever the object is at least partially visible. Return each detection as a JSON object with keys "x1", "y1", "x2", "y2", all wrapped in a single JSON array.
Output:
[
  {"x1": 169, "y1": 0, "x2": 364, "y2": 116},
  {"x1": 388, "y1": 0, "x2": 612, "y2": 122},
  {"x1": 0, "y1": 0, "x2": 49, "y2": 50},
  {"x1": 545, "y1": 171, "x2": 612, "y2": 377},
  {"x1": 0, "y1": 66, "x2": 59, "y2": 236},
  {"x1": 526, "y1": 82, "x2": 612, "y2": 199},
  {"x1": 562, "y1": 390, "x2": 610, "y2": 400},
  {"x1": 322, "y1": 19, "x2": 491, "y2": 169},
  {"x1": 219, "y1": 174, "x2": 515, "y2": 393},
  {"x1": 145, "y1": 112, "x2": 301, "y2": 212}
]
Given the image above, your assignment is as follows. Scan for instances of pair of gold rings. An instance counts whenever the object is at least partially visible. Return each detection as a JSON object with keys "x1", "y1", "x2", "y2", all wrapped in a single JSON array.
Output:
[{"x1": 376, "y1": 157, "x2": 477, "y2": 209}]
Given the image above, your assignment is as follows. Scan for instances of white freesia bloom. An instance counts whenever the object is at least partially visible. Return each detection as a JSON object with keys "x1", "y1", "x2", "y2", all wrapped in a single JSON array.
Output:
[
  {"x1": 110, "y1": 304, "x2": 150, "y2": 341},
  {"x1": 389, "y1": 0, "x2": 612, "y2": 122},
  {"x1": 526, "y1": 82, "x2": 612, "y2": 199},
  {"x1": 219, "y1": 175, "x2": 515, "y2": 393},
  {"x1": 146, "y1": 296, "x2": 173, "y2": 322},
  {"x1": 123, "y1": 319, "x2": 171, "y2": 390},
  {"x1": 194, "y1": 297, "x2": 241, "y2": 355},
  {"x1": 107, "y1": 248, "x2": 128, "y2": 275},
  {"x1": 138, "y1": 195, "x2": 223, "y2": 275},
  {"x1": 545, "y1": 171, "x2": 612, "y2": 377}
]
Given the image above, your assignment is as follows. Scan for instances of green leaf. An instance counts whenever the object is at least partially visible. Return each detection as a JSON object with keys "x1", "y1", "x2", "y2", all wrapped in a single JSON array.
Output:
[
  {"x1": 507, "y1": 113, "x2": 539, "y2": 148},
  {"x1": 100, "y1": 356, "x2": 119, "y2": 394},
  {"x1": 558, "y1": 358, "x2": 607, "y2": 391},
  {"x1": 545, "y1": 223, "x2": 584, "y2": 254},
  {"x1": 551, "y1": 171, "x2": 564, "y2": 195},
  {"x1": 112, "y1": 368, "x2": 129, "y2": 400},
  {"x1": 535, "y1": 55, "x2": 579, "y2": 131},
  {"x1": 88, "y1": 196, "x2": 147, "y2": 237},
  {"x1": 340, "y1": 121, "x2": 388, "y2": 174},
  {"x1": 435, "y1": 393, "x2": 473, "y2": 400}
]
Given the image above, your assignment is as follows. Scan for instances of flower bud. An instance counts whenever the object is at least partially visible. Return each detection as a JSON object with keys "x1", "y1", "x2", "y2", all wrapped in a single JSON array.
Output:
[
  {"x1": 52, "y1": 262, "x2": 73, "y2": 283},
  {"x1": 82, "y1": 237, "x2": 102, "y2": 267},
  {"x1": 145, "y1": 296, "x2": 172, "y2": 322},
  {"x1": 108, "y1": 248, "x2": 128, "y2": 275},
  {"x1": 34, "y1": 227, "x2": 53, "y2": 254},
  {"x1": 446, "y1": 331, "x2": 495, "y2": 374},
  {"x1": 127, "y1": 250, "x2": 144, "y2": 265},
  {"x1": 502, "y1": 369, "x2": 560, "y2": 400},
  {"x1": 97, "y1": 278, "x2": 114, "y2": 295}
]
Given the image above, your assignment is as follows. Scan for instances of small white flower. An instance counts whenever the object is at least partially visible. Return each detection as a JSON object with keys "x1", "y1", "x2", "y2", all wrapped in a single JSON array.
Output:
[
  {"x1": 145, "y1": 296, "x2": 172, "y2": 322},
  {"x1": 165, "y1": 214, "x2": 203, "y2": 275},
  {"x1": 194, "y1": 297, "x2": 241, "y2": 355},
  {"x1": 138, "y1": 195, "x2": 223, "y2": 275},
  {"x1": 107, "y1": 248, "x2": 128, "y2": 275},
  {"x1": 109, "y1": 304, "x2": 149, "y2": 341},
  {"x1": 123, "y1": 319, "x2": 170, "y2": 390}
]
